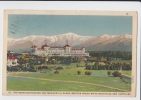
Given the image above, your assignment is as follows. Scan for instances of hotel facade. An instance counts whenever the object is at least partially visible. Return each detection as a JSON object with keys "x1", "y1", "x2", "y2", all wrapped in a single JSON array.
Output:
[{"x1": 31, "y1": 44, "x2": 89, "y2": 56}]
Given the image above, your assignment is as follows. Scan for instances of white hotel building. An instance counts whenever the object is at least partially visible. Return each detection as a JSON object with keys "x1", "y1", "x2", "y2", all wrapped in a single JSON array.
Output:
[{"x1": 31, "y1": 44, "x2": 89, "y2": 56}]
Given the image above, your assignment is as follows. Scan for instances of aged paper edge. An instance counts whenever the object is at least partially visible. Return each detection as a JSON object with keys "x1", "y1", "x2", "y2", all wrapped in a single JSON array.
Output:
[{"x1": 2, "y1": 10, "x2": 137, "y2": 96}]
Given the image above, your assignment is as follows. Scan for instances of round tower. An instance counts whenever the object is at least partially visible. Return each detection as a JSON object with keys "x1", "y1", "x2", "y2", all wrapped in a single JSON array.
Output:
[
  {"x1": 64, "y1": 44, "x2": 71, "y2": 53},
  {"x1": 43, "y1": 44, "x2": 50, "y2": 53}
]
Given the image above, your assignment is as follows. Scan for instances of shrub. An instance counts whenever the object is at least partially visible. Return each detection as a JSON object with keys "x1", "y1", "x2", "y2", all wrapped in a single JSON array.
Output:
[
  {"x1": 55, "y1": 66, "x2": 63, "y2": 70},
  {"x1": 38, "y1": 66, "x2": 42, "y2": 70},
  {"x1": 10, "y1": 66, "x2": 20, "y2": 72},
  {"x1": 88, "y1": 71, "x2": 92, "y2": 75},
  {"x1": 28, "y1": 68, "x2": 36, "y2": 72},
  {"x1": 112, "y1": 71, "x2": 121, "y2": 77},
  {"x1": 23, "y1": 67, "x2": 28, "y2": 71},
  {"x1": 54, "y1": 70, "x2": 59, "y2": 74},
  {"x1": 85, "y1": 71, "x2": 92, "y2": 75},
  {"x1": 107, "y1": 71, "x2": 111, "y2": 76},
  {"x1": 42, "y1": 66, "x2": 48, "y2": 69},
  {"x1": 85, "y1": 71, "x2": 87, "y2": 75},
  {"x1": 77, "y1": 71, "x2": 81, "y2": 75}
]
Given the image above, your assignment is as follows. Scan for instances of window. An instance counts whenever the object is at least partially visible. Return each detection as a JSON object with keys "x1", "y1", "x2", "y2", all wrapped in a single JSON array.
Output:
[{"x1": 12, "y1": 62, "x2": 16, "y2": 64}]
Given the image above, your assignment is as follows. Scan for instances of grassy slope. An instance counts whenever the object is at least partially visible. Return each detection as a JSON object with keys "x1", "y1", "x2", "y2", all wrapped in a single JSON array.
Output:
[
  {"x1": 8, "y1": 68, "x2": 131, "y2": 91},
  {"x1": 121, "y1": 71, "x2": 131, "y2": 76},
  {"x1": 7, "y1": 76, "x2": 122, "y2": 92}
]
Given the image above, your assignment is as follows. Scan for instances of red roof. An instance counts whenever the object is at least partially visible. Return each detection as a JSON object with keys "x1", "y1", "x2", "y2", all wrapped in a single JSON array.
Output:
[
  {"x1": 64, "y1": 44, "x2": 71, "y2": 47},
  {"x1": 31, "y1": 46, "x2": 37, "y2": 48},
  {"x1": 43, "y1": 44, "x2": 49, "y2": 47},
  {"x1": 7, "y1": 56, "x2": 17, "y2": 59}
]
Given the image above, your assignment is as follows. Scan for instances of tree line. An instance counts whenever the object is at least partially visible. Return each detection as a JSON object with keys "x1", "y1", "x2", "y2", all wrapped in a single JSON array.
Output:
[
  {"x1": 88, "y1": 51, "x2": 132, "y2": 60},
  {"x1": 85, "y1": 62, "x2": 132, "y2": 70}
]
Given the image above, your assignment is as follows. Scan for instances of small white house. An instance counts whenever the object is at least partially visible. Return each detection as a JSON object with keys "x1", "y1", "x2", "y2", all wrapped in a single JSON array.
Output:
[{"x1": 7, "y1": 55, "x2": 18, "y2": 67}]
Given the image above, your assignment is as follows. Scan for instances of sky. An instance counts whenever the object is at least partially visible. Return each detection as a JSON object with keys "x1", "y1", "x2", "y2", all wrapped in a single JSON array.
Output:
[{"x1": 8, "y1": 14, "x2": 132, "y2": 38}]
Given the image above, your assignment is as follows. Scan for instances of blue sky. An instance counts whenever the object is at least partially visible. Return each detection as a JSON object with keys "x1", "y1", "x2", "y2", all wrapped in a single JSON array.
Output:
[{"x1": 8, "y1": 15, "x2": 132, "y2": 38}]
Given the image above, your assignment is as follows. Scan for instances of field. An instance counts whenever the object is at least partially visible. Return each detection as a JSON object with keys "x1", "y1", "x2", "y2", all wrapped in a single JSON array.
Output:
[
  {"x1": 7, "y1": 67, "x2": 131, "y2": 92},
  {"x1": 7, "y1": 76, "x2": 123, "y2": 92}
]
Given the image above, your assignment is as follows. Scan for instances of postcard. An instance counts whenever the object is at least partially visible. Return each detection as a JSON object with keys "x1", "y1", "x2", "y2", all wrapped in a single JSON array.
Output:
[{"x1": 2, "y1": 10, "x2": 137, "y2": 96}]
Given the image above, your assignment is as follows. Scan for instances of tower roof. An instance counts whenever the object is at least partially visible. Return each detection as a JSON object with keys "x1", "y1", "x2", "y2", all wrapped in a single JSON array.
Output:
[
  {"x1": 43, "y1": 44, "x2": 49, "y2": 47},
  {"x1": 64, "y1": 44, "x2": 71, "y2": 47},
  {"x1": 31, "y1": 46, "x2": 37, "y2": 48}
]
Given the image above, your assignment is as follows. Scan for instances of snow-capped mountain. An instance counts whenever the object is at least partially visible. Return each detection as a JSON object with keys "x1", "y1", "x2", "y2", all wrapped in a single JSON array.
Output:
[
  {"x1": 8, "y1": 32, "x2": 92, "y2": 47},
  {"x1": 75, "y1": 34, "x2": 132, "y2": 51},
  {"x1": 7, "y1": 33, "x2": 132, "y2": 53},
  {"x1": 8, "y1": 32, "x2": 92, "y2": 52}
]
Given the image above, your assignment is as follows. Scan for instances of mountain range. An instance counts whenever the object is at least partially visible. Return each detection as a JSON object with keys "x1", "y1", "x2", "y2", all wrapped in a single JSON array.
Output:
[{"x1": 8, "y1": 32, "x2": 132, "y2": 53}]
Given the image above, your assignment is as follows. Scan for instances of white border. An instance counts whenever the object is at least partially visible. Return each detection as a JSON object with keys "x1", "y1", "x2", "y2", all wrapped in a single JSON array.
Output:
[{"x1": 0, "y1": 1, "x2": 140, "y2": 100}]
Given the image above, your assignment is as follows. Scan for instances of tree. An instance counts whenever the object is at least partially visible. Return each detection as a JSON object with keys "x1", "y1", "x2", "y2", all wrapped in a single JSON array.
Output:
[
  {"x1": 85, "y1": 71, "x2": 92, "y2": 75},
  {"x1": 92, "y1": 62, "x2": 99, "y2": 70},
  {"x1": 107, "y1": 71, "x2": 111, "y2": 76},
  {"x1": 110, "y1": 65, "x2": 113, "y2": 70},
  {"x1": 18, "y1": 57, "x2": 24, "y2": 66},
  {"x1": 77, "y1": 71, "x2": 81, "y2": 75},
  {"x1": 97, "y1": 56, "x2": 102, "y2": 61},
  {"x1": 54, "y1": 70, "x2": 59, "y2": 74},
  {"x1": 112, "y1": 71, "x2": 121, "y2": 77}
]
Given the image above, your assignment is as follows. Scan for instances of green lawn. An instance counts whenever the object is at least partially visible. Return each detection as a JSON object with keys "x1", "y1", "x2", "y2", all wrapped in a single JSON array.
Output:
[
  {"x1": 7, "y1": 76, "x2": 122, "y2": 92},
  {"x1": 121, "y1": 70, "x2": 131, "y2": 76},
  {"x1": 40, "y1": 67, "x2": 131, "y2": 76},
  {"x1": 7, "y1": 68, "x2": 131, "y2": 92}
]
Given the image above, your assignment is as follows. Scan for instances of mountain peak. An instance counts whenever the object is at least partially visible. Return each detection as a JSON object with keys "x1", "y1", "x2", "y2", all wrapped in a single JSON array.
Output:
[
  {"x1": 8, "y1": 33, "x2": 132, "y2": 52},
  {"x1": 63, "y1": 32, "x2": 78, "y2": 36},
  {"x1": 122, "y1": 34, "x2": 132, "y2": 38},
  {"x1": 99, "y1": 34, "x2": 111, "y2": 38}
]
